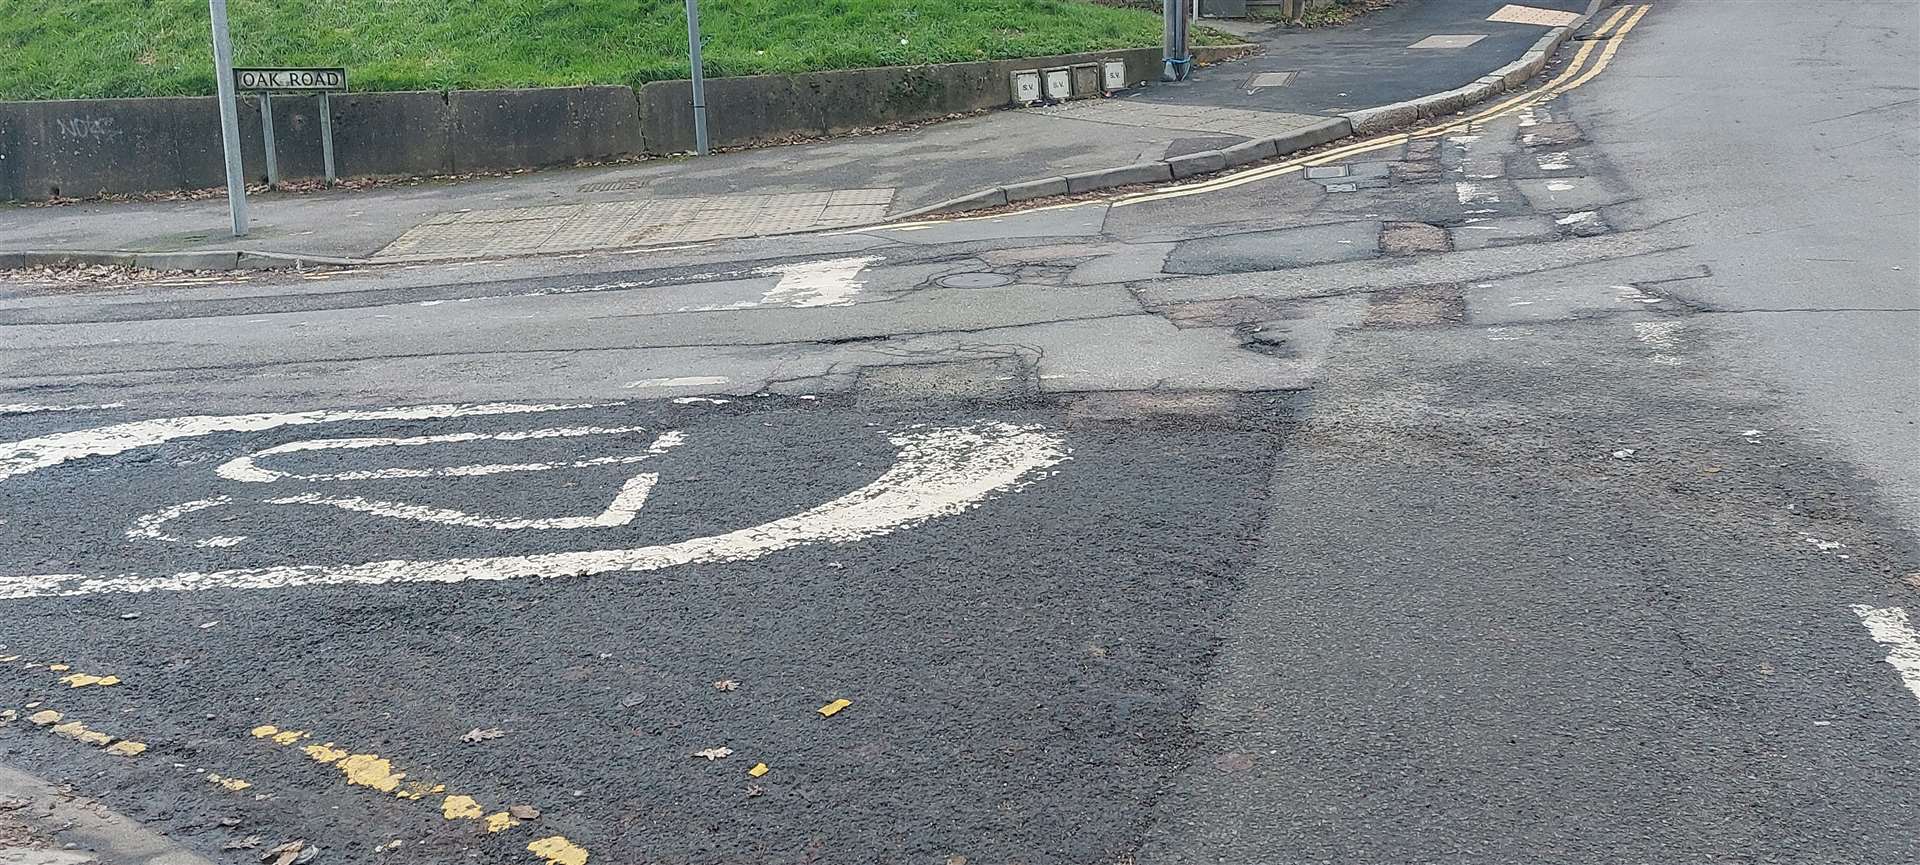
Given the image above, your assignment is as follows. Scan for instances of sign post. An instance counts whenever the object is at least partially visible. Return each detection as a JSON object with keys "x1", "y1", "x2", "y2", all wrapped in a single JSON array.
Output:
[
  {"x1": 208, "y1": 0, "x2": 247, "y2": 236},
  {"x1": 234, "y1": 68, "x2": 349, "y2": 188},
  {"x1": 685, "y1": 0, "x2": 710, "y2": 155}
]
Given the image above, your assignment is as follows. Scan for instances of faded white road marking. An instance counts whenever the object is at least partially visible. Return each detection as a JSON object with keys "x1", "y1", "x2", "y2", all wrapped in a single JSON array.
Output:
[
  {"x1": 1456, "y1": 182, "x2": 1501, "y2": 205},
  {"x1": 127, "y1": 497, "x2": 232, "y2": 543},
  {"x1": 671, "y1": 397, "x2": 731, "y2": 405},
  {"x1": 0, "y1": 402, "x2": 601, "y2": 483},
  {"x1": 267, "y1": 470, "x2": 658, "y2": 530},
  {"x1": 624, "y1": 376, "x2": 731, "y2": 390},
  {"x1": 215, "y1": 427, "x2": 677, "y2": 483},
  {"x1": 682, "y1": 256, "x2": 880, "y2": 312},
  {"x1": 1850, "y1": 606, "x2": 1920, "y2": 703},
  {"x1": 1556, "y1": 211, "x2": 1596, "y2": 226},
  {"x1": 0, "y1": 403, "x2": 125, "y2": 417},
  {"x1": 1632, "y1": 321, "x2": 1684, "y2": 365},
  {"x1": 0, "y1": 423, "x2": 1068, "y2": 599},
  {"x1": 1536, "y1": 151, "x2": 1575, "y2": 171},
  {"x1": 1613, "y1": 285, "x2": 1662, "y2": 304},
  {"x1": 756, "y1": 256, "x2": 877, "y2": 307}
]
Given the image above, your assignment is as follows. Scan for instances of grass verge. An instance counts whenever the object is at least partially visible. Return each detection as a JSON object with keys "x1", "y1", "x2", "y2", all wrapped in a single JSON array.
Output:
[{"x1": 1, "y1": 0, "x2": 1230, "y2": 100}]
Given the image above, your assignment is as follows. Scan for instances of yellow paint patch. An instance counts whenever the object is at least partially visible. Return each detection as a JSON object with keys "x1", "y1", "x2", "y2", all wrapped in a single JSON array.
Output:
[
  {"x1": 397, "y1": 781, "x2": 444, "y2": 800},
  {"x1": 47, "y1": 664, "x2": 69, "y2": 672},
  {"x1": 104, "y1": 741, "x2": 148, "y2": 757},
  {"x1": 250, "y1": 725, "x2": 279, "y2": 738},
  {"x1": 483, "y1": 811, "x2": 520, "y2": 833},
  {"x1": 817, "y1": 698, "x2": 852, "y2": 718},
  {"x1": 59, "y1": 674, "x2": 121, "y2": 688},
  {"x1": 748, "y1": 763, "x2": 769, "y2": 778},
  {"x1": 441, "y1": 794, "x2": 483, "y2": 820},
  {"x1": 51, "y1": 721, "x2": 112, "y2": 746},
  {"x1": 527, "y1": 836, "x2": 589, "y2": 865},
  {"x1": 271, "y1": 729, "x2": 308, "y2": 745},
  {"x1": 27, "y1": 710, "x2": 60, "y2": 726},
  {"x1": 208, "y1": 774, "x2": 252, "y2": 792},
  {"x1": 335, "y1": 753, "x2": 406, "y2": 793},
  {"x1": 303, "y1": 743, "x2": 349, "y2": 764}
]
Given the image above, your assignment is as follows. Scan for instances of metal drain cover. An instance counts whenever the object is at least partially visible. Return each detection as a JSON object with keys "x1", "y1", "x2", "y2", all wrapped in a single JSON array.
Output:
[{"x1": 936, "y1": 272, "x2": 1014, "y2": 288}]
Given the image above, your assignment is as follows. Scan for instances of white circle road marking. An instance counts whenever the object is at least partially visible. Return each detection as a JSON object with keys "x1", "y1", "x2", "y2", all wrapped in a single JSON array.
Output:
[{"x1": 0, "y1": 411, "x2": 1069, "y2": 598}]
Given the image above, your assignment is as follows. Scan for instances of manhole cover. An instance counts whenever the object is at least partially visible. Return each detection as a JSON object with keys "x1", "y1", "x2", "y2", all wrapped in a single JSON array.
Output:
[{"x1": 936, "y1": 272, "x2": 1014, "y2": 288}]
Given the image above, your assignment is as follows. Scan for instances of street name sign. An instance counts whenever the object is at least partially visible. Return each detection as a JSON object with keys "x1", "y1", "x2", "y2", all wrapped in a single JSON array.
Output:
[{"x1": 234, "y1": 68, "x2": 347, "y2": 92}]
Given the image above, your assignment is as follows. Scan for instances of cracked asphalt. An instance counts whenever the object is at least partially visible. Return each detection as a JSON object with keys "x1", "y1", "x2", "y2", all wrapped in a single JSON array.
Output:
[{"x1": 0, "y1": 2, "x2": 1915, "y2": 863}]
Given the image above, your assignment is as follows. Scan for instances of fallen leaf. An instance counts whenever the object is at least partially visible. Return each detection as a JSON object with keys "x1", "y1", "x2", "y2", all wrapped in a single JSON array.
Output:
[
  {"x1": 1702, "y1": 466, "x2": 1722, "y2": 474},
  {"x1": 817, "y1": 698, "x2": 852, "y2": 718},
  {"x1": 693, "y1": 746, "x2": 733, "y2": 761},
  {"x1": 1611, "y1": 448, "x2": 1636, "y2": 460},
  {"x1": 712, "y1": 680, "x2": 739, "y2": 691},
  {"x1": 747, "y1": 762, "x2": 769, "y2": 778},
  {"x1": 508, "y1": 804, "x2": 540, "y2": 820},
  {"x1": 262, "y1": 840, "x2": 305, "y2": 865},
  {"x1": 460, "y1": 727, "x2": 506, "y2": 743},
  {"x1": 223, "y1": 835, "x2": 261, "y2": 851},
  {"x1": 745, "y1": 784, "x2": 765, "y2": 798},
  {"x1": 618, "y1": 693, "x2": 644, "y2": 708}
]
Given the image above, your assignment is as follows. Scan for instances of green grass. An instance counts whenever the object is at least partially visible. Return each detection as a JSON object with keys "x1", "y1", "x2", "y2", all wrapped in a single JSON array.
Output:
[{"x1": 0, "y1": 0, "x2": 1225, "y2": 101}]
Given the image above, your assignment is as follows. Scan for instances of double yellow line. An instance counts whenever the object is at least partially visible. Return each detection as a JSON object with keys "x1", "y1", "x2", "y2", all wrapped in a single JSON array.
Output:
[{"x1": 1111, "y1": 3, "x2": 1649, "y2": 207}]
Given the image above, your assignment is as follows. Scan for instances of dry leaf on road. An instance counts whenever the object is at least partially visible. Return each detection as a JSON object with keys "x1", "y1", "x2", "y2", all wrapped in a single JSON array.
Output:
[
  {"x1": 508, "y1": 804, "x2": 541, "y2": 820},
  {"x1": 693, "y1": 746, "x2": 734, "y2": 761},
  {"x1": 460, "y1": 727, "x2": 506, "y2": 743},
  {"x1": 712, "y1": 680, "x2": 739, "y2": 691}
]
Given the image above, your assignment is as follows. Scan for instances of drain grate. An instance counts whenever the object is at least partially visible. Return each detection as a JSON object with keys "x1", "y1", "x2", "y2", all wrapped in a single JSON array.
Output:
[{"x1": 577, "y1": 178, "x2": 649, "y2": 193}]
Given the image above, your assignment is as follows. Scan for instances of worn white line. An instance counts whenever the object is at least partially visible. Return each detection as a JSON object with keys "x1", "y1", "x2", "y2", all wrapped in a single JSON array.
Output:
[
  {"x1": 624, "y1": 376, "x2": 731, "y2": 390},
  {"x1": 127, "y1": 497, "x2": 232, "y2": 543},
  {"x1": 267, "y1": 471, "x2": 658, "y2": 530},
  {"x1": 1850, "y1": 605, "x2": 1920, "y2": 703},
  {"x1": 215, "y1": 426, "x2": 669, "y2": 483},
  {"x1": 0, "y1": 423, "x2": 1069, "y2": 598},
  {"x1": 0, "y1": 403, "x2": 125, "y2": 417},
  {"x1": 0, "y1": 402, "x2": 604, "y2": 483}
]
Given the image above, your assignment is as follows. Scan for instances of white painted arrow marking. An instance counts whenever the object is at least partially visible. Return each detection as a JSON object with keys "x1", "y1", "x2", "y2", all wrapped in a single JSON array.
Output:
[{"x1": 0, "y1": 422, "x2": 1067, "y2": 599}]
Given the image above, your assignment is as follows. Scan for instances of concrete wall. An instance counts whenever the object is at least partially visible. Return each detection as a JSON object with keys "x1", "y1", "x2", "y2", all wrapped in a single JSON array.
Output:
[
  {"x1": 0, "y1": 46, "x2": 1249, "y2": 201},
  {"x1": 0, "y1": 87, "x2": 642, "y2": 200},
  {"x1": 637, "y1": 47, "x2": 1166, "y2": 154}
]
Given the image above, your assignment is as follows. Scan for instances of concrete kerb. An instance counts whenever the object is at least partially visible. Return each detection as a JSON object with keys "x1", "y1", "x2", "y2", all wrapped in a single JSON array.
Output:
[
  {"x1": 2, "y1": 248, "x2": 369, "y2": 273},
  {"x1": 902, "y1": 12, "x2": 1600, "y2": 219},
  {"x1": 0, "y1": 762, "x2": 217, "y2": 865}
]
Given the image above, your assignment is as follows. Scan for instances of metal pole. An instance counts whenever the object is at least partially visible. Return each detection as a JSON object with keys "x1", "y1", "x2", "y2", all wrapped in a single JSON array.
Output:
[
  {"x1": 208, "y1": 0, "x2": 247, "y2": 236},
  {"x1": 1162, "y1": 0, "x2": 1190, "y2": 81},
  {"x1": 319, "y1": 92, "x2": 336, "y2": 186},
  {"x1": 259, "y1": 94, "x2": 279, "y2": 189},
  {"x1": 685, "y1": 0, "x2": 709, "y2": 155}
]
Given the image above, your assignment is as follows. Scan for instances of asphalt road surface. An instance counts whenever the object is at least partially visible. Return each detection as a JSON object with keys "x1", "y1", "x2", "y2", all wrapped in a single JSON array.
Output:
[{"x1": 0, "y1": 3, "x2": 1915, "y2": 864}]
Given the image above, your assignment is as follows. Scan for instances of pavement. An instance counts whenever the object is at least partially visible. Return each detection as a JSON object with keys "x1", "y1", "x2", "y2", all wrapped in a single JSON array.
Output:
[
  {"x1": 0, "y1": 2, "x2": 1918, "y2": 864},
  {"x1": 0, "y1": 0, "x2": 1593, "y2": 265}
]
